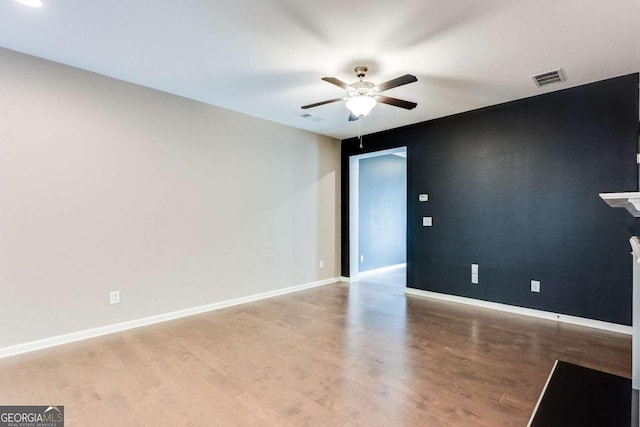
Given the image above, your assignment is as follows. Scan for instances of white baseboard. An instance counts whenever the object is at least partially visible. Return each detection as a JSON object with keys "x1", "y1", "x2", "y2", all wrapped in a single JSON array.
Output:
[
  {"x1": 0, "y1": 277, "x2": 340, "y2": 359},
  {"x1": 359, "y1": 263, "x2": 406, "y2": 277},
  {"x1": 405, "y1": 288, "x2": 632, "y2": 335},
  {"x1": 340, "y1": 276, "x2": 352, "y2": 283}
]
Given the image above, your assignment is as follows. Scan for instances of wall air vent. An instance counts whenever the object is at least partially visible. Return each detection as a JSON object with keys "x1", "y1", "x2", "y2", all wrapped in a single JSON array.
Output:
[
  {"x1": 532, "y1": 69, "x2": 565, "y2": 87},
  {"x1": 300, "y1": 113, "x2": 324, "y2": 122}
]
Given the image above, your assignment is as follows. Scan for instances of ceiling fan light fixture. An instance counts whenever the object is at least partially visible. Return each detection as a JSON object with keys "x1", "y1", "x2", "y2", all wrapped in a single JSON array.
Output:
[{"x1": 346, "y1": 95, "x2": 376, "y2": 118}]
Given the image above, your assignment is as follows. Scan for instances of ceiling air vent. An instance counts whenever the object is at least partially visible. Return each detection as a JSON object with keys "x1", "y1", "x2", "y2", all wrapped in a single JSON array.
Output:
[
  {"x1": 531, "y1": 69, "x2": 565, "y2": 87},
  {"x1": 300, "y1": 113, "x2": 324, "y2": 122}
]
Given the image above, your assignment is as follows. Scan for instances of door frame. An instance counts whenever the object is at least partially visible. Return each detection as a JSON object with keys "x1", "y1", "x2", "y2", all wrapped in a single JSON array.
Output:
[{"x1": 348, "y1": 146, "x2": 407, "y2": 282}]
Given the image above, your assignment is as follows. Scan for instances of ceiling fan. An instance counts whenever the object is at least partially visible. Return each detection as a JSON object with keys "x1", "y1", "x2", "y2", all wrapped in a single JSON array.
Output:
[{"x1": 301, "y1": 66, "x2": 418, "y2": 121}]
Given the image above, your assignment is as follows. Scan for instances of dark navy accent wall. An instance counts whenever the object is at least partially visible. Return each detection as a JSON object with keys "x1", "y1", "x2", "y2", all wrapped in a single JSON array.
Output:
[
  {"x1": 359, "y1": 154, "x2": 407, "y2": 271},
  {"x1": 341, "y1": 74, "x2": 639, "y2": 325}
]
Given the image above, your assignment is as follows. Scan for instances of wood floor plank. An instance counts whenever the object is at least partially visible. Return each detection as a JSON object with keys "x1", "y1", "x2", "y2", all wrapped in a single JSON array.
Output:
[{"x1": 0, "y1": 273, "x2": 631, "y2": 426}]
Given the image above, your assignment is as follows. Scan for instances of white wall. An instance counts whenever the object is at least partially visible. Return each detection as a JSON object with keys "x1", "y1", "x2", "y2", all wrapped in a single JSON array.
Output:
[{"x1": 0, "y1": 48, "x2": 341, "y2": 348}]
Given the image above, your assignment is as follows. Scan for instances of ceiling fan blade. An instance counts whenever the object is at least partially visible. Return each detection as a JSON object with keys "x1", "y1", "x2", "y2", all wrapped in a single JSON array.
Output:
[
  {"x1": 322, "y1": 77, "x2": 353, "y2": 91},
  {"x1": 301, "y1": 97, "x2": 345, "y2": 109},
  {"x1": 348, "y1": 112, "x2": 359, "y2": 122},
  {"x1": 377, "y1": 96, "x2": 417, "y2": 110},
  {"x1": 375, "y1": 74, "x2": 417, "y2": 92}
]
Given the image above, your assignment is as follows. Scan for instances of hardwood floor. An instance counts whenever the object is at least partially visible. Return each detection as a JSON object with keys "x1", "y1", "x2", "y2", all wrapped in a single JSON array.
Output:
[{"x1": 0, "y1": 273, "x2": 631, "y2": 426}]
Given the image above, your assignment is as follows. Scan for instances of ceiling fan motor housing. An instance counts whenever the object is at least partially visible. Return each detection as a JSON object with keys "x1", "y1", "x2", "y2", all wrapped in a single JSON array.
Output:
[{"x1": 349, "y1": 81, "x2": 377, "y2": 98}]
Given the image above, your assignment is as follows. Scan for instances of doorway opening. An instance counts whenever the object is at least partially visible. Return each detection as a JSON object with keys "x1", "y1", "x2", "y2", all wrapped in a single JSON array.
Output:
[{"x1": 349, "y1": 147, "x2": 407, "y2": 286}]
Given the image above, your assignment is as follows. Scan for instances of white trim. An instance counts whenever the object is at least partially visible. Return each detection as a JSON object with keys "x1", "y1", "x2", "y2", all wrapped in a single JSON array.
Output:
[
  {"x1": 405, "y1": 288, "x2": 632, "y2": 335},
  {"x1": 349, "y1": 155, "x2": 360, "y2": 282},
  {"x1": 359, "y1": 263, "x2": 406, "y2": 277},
  {"x1": 348, "y1": 146, "x2": 407, "y2": 282},
  {"x1": 0, "y1": 277, "x2": 340, "y2": 359},
  {"x1": 527, "y1": 360, "x2": 559, "y2": 427},
  {"x1": 340, "y1": 276, "x2": 352, "y2": 283},
  {"x1": 351, "y1": 146, "x2": 408, "y2": 161}
]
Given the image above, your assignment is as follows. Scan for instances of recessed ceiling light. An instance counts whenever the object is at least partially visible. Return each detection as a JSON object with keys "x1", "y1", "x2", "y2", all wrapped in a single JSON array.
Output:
[{"x1": 15, "y1": 0, "x2": 43, "y2": 8}]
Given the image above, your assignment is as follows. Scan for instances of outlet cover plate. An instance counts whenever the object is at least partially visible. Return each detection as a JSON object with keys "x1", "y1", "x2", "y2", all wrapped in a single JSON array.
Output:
[{"x1": 110, "y1": 291, "x2": 120, "y2": 305}]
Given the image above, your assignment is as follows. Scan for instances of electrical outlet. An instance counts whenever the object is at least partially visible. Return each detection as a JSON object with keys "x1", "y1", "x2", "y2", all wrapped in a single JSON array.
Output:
[
  {"x1": 471, "y1": 264, "x2": 479, "y2": 284},
  {"x1": 531, "y1": 280, "x2": 541, "y2": 293},
  {"x1": 110, "y1": 291, "x2": 120, "y2": 305},
  {"x1": 319, "y1": 260, "x2": 325, "y2": 269},
  {"x1": 422, "y1": 217, "x2": 433, "y2": 227}
]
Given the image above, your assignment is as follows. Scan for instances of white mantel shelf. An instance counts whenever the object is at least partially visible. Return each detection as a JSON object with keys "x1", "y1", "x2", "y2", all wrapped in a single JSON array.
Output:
[{"x1": 599, "y1": 192, "x2": 640, "y2": 217}]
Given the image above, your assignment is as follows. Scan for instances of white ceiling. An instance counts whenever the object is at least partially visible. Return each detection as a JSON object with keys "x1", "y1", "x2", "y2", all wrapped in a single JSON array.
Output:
[{"x1": 1, "y1": 0, "x2": 639, "y2": 140}]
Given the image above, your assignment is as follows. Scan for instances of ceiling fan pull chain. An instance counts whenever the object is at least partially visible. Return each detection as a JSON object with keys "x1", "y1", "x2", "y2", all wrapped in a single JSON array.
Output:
[{"x1": 359, "y1": 119, "x2": 363, "y2": 149}]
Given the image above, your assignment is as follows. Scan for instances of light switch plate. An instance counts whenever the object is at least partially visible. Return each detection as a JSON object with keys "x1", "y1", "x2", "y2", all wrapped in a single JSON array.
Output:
[
  {"x1": 471, "y1": 273, "x2": 479, "y2": 284},
  {"x1": 531, "y1": 280, "x2": 541, "y2": 293},
  {"x1": 422, "y1": 217, "x2": 432, "y2": 227},
  {"x1": 471, "y1": 264, "x2": 478, "y2": 274}
]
